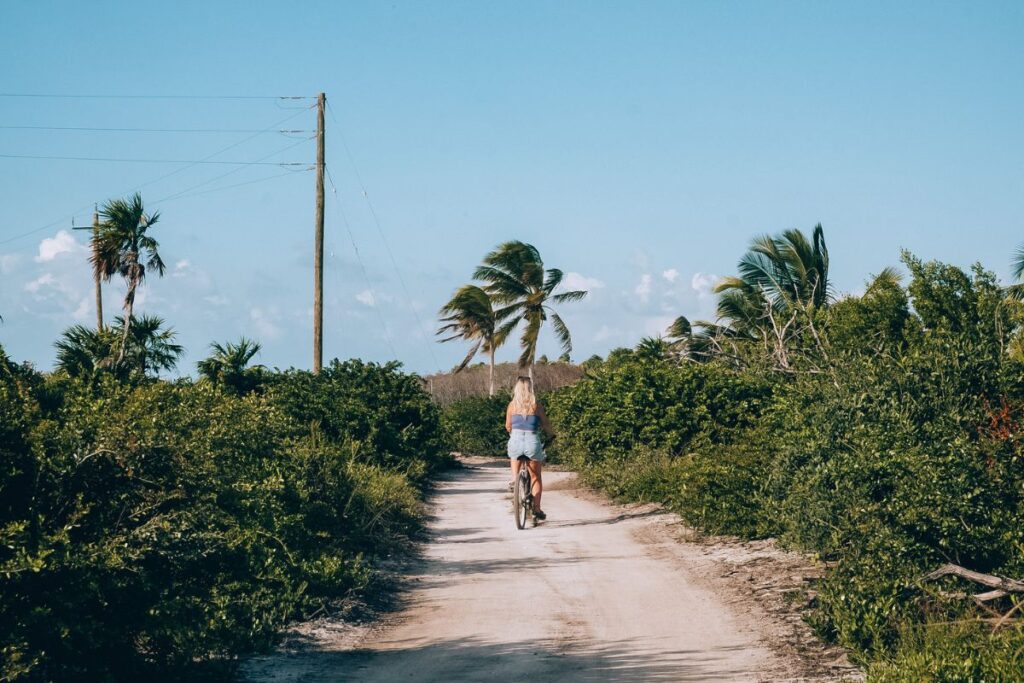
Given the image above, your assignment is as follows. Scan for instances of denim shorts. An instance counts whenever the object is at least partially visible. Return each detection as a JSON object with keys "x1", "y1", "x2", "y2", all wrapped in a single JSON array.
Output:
[{"x1": 507, "y1": 428, "x2": 546, "y2": 462}]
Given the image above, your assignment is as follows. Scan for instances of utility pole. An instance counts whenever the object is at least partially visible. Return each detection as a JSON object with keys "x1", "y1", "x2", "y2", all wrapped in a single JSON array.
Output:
[
  {"x1": 72, "y1": 205, "x2": 103, "y2": 331},
  {"x1": 92, "y1": 207, "x2": 103, "y2": 331},
  {"x1": 313, "y1": 92, "x2": 326, "y2": 374}
]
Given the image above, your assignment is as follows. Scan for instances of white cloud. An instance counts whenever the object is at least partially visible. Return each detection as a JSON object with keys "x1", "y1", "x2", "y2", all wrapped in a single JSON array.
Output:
[
  {"x1": 593, "y1": 325, "x2": 616, "y2": 342},
  {"x1": 25, "y1": 273, "x2": 55, "y2": 294},
  {"x1": 0, "y1": 254, "x2": 21, "y2": 274},
  {"x1": 36, "y1": 230, "x2": 84, "y2": 262},
  {"x1": 662, "y1": 268, "x2": 679, "y2": 283},
  {"x1": 561, "y1": 272, "x2": 604, "y2": 292},
  {"x1": 250, "y1": 307, "x2": 281, "y2": 340},
  {"x1": 691, "y1": 272, "x2": 719, "y2": 298},
  {"x1": 171, "y1": 259, "x2": 191, "y2": 278},
  {"x1": 203, "y1": 294, "x2": 229, "y2": 306},
  {"x1": 634, "y1": 274, "x2": 653, "y2": 303},
  {"x1": 354, "y1": 289, "x2": 393, "y2": 307},
  {"x1": 22, "y1": 269, "x2": 93, "y2": 322},
  {"x1": 72, "y1": 297, "x2": 90, "y2": 321}
]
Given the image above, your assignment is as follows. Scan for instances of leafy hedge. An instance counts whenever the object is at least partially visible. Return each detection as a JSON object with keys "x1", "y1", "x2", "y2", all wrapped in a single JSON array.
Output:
[
  {"x1": 439, "y1": 393, "x2": 510, "y2": 456},
  {"x1": 0, "y1": 357, "x2": 446, "y2": 681},
  {"x1": 544, "y1": 255, "x2": 1024, "y2": 678}
]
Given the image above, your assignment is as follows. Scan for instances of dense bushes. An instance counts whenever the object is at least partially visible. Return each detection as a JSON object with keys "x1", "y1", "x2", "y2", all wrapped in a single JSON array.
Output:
[
  {"x1": 545, "y1": 254, "x2": 1024, "y2": 678},
  {"x1": 440, "y1": 392, "x2": 510, "y2": 456},
  {"x1": 0, "y1": 358, "x2": 445, "y2": 681},
  {"x1": 265, "y1": 359, "x2": 448, "y2": 476},
  {"x1": 547, "y1": 360, "x2": 772, "y2": 464}
]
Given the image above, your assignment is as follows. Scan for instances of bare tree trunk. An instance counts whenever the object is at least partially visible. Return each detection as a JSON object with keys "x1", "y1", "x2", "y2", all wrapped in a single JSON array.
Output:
[
  {"x1": 118, "y1": 265, "x2": 139, "y2": 364},
  {"x1": 488, "y1": 347, "x2": 495, "y2": 397}
]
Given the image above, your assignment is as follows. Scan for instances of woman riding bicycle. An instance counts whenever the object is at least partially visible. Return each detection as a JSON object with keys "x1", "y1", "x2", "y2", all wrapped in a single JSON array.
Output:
[{"x1": 505, "y1": 376, "x2": 555, "y2": 521}]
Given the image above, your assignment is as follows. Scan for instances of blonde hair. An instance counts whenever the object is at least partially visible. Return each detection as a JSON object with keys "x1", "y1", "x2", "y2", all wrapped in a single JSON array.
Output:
[{"x1": 509, "y1": 376, "x2": 537, "y2": 415}]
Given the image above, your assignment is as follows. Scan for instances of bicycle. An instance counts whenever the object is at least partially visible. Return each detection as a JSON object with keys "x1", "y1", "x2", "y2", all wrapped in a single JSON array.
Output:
[{"x1": 512, "y1": 455, "x2": 535, "y2": 530}]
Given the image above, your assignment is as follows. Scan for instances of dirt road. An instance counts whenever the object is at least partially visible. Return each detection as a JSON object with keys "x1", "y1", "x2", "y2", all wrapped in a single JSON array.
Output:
[{"x1": 243, "y1": 458, "x2": 858, "y2": 682}]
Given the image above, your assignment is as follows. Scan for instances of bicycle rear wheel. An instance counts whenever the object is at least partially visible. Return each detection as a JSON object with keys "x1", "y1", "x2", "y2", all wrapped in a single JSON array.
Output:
[{"x1": 513, "y1": 469, "x2": 530, "y2": 529}]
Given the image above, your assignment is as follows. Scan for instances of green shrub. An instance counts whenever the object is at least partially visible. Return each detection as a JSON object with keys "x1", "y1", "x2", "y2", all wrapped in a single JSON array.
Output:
[
  {"x1": 265, "y1": 359, "x2": 450, "y2": 476},
  {"x1": 545, "y1": 358, "x2": 772, "y2": 466},
  {"x1": 544, "y1": 256, "x2": 1024, "y2": 677},
  {"x1": 867, "y1": 623, "x2": 1024, "y2": 682},
  {"x1": 440, "y1": 393, "x2": 510, "y2": 456},
  {"x1": 0, "y1": 356, "x2": 443, "y2": 681}
]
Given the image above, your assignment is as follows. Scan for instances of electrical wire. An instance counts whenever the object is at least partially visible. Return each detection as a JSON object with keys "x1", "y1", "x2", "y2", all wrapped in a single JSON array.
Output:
[
  {"x1": 325, "y1": 166, "x2": 399, "y2": 360},
  {"x1": 152, "y1": 136, "x2": 313, "y2": 205},
  {"x1": 325, "y1": 100, "x2": 441, "y2": 370},
  {"x1": 0, "y1": 93, "x2": 311, "y2": 100},
  {"x1": 0, "y1": 107, "x2": 313, "y2": 246},
  {"x1": 159, "y1": 168, "x2": 307, "y2": 201},
  {"x1": 0, "y1": 153, "x2": 307, "y2": 165},
  {"x1": 0, "y1": 125, "x2": 310, "y2": 133}
]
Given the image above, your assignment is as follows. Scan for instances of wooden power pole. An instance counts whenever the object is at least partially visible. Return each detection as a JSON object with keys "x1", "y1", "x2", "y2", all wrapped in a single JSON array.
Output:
[
  {"x1": 72, "y1": 206, "x2": 104, "y2": 331},
  {"x1": 313, "y1": 92, "x2": 326, "y2": 374},
  {"x1": 92, "y1": 208, "x2": 103, "y2": 331}
]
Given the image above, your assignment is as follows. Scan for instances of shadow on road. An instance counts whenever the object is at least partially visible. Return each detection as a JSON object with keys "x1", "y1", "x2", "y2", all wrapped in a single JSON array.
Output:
[
  {"x1": 245, "y1": 635, "x2": 758, "y2": 682},
  {"x1": 548, "y1": 508, "x2": 663, "y2": 529}
]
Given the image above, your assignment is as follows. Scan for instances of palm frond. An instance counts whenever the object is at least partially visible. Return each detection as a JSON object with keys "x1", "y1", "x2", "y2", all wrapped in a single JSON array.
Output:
[
  {"x1": 472, "y1": 265, "x2": 530, "y2": 300},
  {"x1": 453, "y1": 339, "x2": 483, "y2": 373},
  {"x1": 543, "y1": 268, "x2": 564, "y2": 294},
  {"x1": 548, "y1": 310, "x2": 572, "y2": 354},
  {"x1": 551, "y1": 289, "x2": 587, "y2": 304},
  {"x1": 666, "y1": 315, "x2": 691, "y2": 339},
  {"x1": 518, "y1": 312, "x2": 543, "y2": 368},
  {"x1": 864, "y1": 267, "x2": 903, "y2": 297},
  {"x1": 1012, "y1": 244, "x2": 1024, "y2": 281}
]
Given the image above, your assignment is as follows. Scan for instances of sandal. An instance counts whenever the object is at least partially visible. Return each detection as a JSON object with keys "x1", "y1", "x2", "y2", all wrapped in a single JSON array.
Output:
[{"x1": 533, "y1": 509, "x2": 547, "y2": 521}]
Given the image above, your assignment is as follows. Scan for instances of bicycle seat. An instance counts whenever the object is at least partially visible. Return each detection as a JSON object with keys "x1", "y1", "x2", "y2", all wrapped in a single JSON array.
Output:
[{"x1": 516, "y1": 455, "x2": 531, "y2": 462}]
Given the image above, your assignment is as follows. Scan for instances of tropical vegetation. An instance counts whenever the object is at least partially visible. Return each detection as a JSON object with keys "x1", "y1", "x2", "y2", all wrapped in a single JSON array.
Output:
[
  {"x1": 0, "y1": 194, "x2": 451, "y2": 682},
  {"x1": 438, "y1": 241, "x2": 588, "y2": 384},
  {"x1": 538, "y1": 226, "x2": 1024, "y2": 681},
  {"x1": 92, "y1": 193, "x2": 165, "y2": 362}
]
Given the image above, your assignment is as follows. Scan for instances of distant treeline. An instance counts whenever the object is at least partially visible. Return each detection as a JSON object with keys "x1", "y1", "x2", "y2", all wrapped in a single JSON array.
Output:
[{"x1": 425, "y1": 360, "x2": 584, "y2": 406}]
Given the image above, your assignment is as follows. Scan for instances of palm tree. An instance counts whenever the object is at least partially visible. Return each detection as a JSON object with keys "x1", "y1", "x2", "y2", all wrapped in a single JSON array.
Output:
[
  {"x1": 55, "y1": 324, "x2": 119, "y2": 377},
  {"x1": 1006, "y1": 245, "x2": 1024, "y2": 301},
  {"x1": 473, "y1": 241, "x2": 588, "y2": 377},
  {"x1": 437, "y1": 285, "x2": 507, "y2": 396},
  {"x1": 54, "y1": 315, "x2": 181, "y2": 378},
  {"x1": 713, "y1": 225, "x2": 831, "y2": 337},
  {"x1": 197, "y1": 338, "x2": 264, "y2": 394},
  {"x1": 113, "y1": 314, "x2": 183, "y2": 377},
  {"x1": 635, "y1": 336, "x2": 671, "y2": 361},
  {"x1": 93, "y1": 193, "x2": 165, "y2": 363}
]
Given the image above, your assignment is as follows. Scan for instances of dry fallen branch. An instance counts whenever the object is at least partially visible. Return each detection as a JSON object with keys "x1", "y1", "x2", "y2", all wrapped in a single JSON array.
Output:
[
  {"x1": 921, "y1": 563, "x2": 1024, "y2": 594},
  {"x1": 917, "y1": 563, "x2": 1024, "y2": 631}
]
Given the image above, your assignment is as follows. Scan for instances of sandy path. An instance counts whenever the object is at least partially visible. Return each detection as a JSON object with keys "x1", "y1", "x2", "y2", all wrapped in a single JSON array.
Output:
[{"x1": 243, "y1": 459, "x2": 854, "y2": 682}]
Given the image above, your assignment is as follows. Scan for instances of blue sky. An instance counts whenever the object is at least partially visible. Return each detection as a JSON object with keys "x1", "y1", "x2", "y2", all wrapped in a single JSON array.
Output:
[{"x1": 1, "y1": 1, "x2": 1022, "y2": 375}]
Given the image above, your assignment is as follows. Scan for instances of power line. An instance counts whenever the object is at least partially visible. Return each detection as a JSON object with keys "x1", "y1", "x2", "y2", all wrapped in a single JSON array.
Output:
[
  {"x1": 0, "y1": 153, "x2": 308, "y2": 165},
  {"x1": 155, "y1": 168, "x2": 311, "y2": 203},
  {"x1": 0, "y1": 93, "x2": 311, "y2": 100},
  {"x1": 325, "y1": 166, "x2": 399, "y2": 360},
  {"x1": 325, "y1": 100, "x2": 441, "y2": 370},
  {"x1": 0, "y1": 107, "x2": 313, "y2": 246},
  {"x1": 152, "y1": 136, "x2": 313, "y2": 205},
  {"x1": 0, "y1": 125, "x2": 310, "y2": 133}
]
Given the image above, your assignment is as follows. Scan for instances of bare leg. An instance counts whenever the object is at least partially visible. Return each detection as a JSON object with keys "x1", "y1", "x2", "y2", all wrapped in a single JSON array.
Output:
[
  {"x1": 510, "y1": 457, "x2": 521, "y2": 484},
  {"x1": 528, "y1": 460, "x2": 543, "y2": 512}
]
